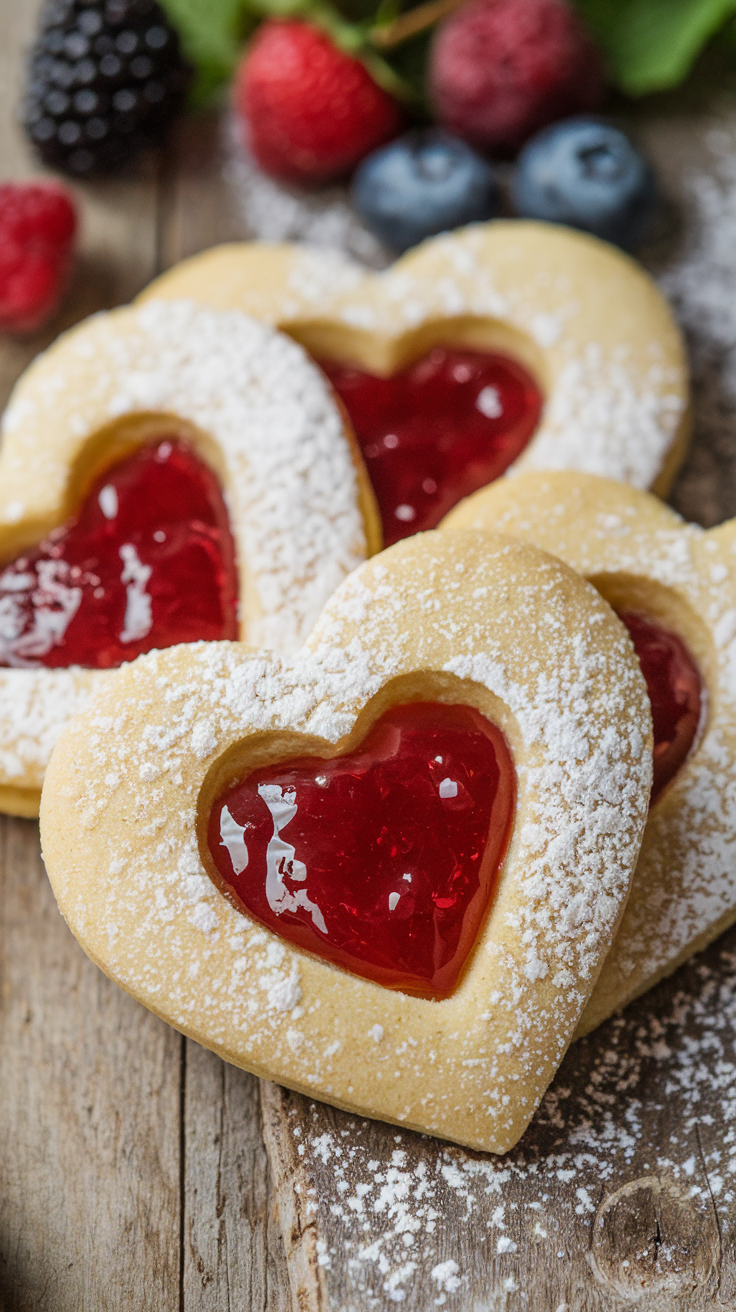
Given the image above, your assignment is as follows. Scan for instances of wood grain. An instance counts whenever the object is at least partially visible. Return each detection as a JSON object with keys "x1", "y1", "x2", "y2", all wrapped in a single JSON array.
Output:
[
  {"x1": 0, "y1": 818, "x2": 180, "y2": 1311},
  {"x1": 158, "y1": 114, "x2": 244, "y2": 271},
  {"x1": 262, "y1": 1082, "x2": 327, "y2": 1312},
  {"x1": 182, "y1": 1047, "x2": 291, "y2": 1312}
]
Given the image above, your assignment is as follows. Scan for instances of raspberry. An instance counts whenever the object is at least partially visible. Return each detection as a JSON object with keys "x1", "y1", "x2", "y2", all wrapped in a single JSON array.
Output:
[
  {"x1": 235, "y1": 20, "x2": 404, "y2": 184},
  {"x1": 429, "y1": 0, "x2": 604, "y2": 156},
  {"x1": 0, "y1": 183, "x2": 77, "y2": 334}
]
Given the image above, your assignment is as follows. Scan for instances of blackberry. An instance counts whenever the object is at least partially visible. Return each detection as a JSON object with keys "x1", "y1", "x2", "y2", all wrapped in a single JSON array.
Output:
[{"x1": 22, "y1": 0, "x2": 191, "y2": 175}]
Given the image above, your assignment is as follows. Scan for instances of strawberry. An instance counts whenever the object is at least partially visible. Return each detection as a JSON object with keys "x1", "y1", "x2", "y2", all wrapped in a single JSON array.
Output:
[
  {"x1": 0, "y1": 183, "x2": 77, "y2": 335},
  {"x1": 429, "y1": 0, "x2": 605, "y2": 156},
  {"x1": 234, "y1": 20, "x2": 404, "y2": 185}
]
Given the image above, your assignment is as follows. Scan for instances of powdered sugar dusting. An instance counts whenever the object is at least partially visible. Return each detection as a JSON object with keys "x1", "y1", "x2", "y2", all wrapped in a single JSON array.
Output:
[
  {"x1": 659, "y1": 121, "x2": 736, "y2": 397},
  {"x1": 314, "y1": 224, "x2": 686, "y2": 491},
  {"x1": 524, "y1": 344, "x2": 683, "y2": 487},
  {"x1": 151, "y1": 219, "x2": 686, "y2": 495},
  {"x1": 281, "y1": 931, "x2": 736, "y2": 1307},
  {"x1": 655, "y1": 113, "x2": 736, "y2": 526},
  {"x1": 224, "y1": 116, "x2": 390, "y2": 268},
  {"x1": 2, "y1": 299, "x2": 366, "y2": 651},
  {"x1": 447, "y1": 473, "x2": 736, "y2": 1030},
  {"x1": 42, "y1": 532, "x2": 651, "y2": 1155},
  {"x1": 0, "y1": 299, "x2": 367, "y2": 789},
  {"x1": 0, "y1": 667, "x2": 97, "y2": 790}
]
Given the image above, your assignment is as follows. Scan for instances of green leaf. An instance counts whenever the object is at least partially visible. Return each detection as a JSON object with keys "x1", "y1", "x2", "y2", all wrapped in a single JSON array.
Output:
[
  {"x1": 574, "y1": 0, "x2": 736, "y2": 95},
  {"x1": 158, "y1": 0, "x2": 252, "y2": 103}
]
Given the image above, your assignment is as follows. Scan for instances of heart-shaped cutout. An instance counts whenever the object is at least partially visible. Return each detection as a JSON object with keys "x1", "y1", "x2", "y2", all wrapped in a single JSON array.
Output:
[
  {"x1": 210, "y1": 699, "x2": 515, "y2": 998},
  {"x1": 42, "y1": 531, "x2": 652, "y2": 1153},
  {"x1": 321, "y1": 348, "x2": 542, "y2": 544},
  {"x1": 142, "y1": 222, "x2": 690, "y2": 504},
  {"x1": 443, "y1": 472, "x2": 736, "y2": 1035},
  {"x1": 0, "y1": 437, "x2": 239, "y2": 668},
  {"x1": 0, "y1": 298, "x2": 378, "y2": 815}
]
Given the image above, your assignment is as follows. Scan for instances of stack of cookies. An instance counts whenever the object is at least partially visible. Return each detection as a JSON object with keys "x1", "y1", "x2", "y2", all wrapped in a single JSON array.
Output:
[{"x1": 2, "y1": 219, "x2": 729, "y2": 1154}]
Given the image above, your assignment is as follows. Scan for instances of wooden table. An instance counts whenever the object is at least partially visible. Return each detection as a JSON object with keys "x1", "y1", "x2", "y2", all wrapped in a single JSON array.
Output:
[{"x1": 2, "y1": 5, "x2": 736, "y2": 1309}]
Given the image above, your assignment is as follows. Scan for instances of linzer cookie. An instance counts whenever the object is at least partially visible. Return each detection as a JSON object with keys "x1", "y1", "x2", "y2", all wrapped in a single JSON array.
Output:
[
  {"x1": 0, "y1": 298, "x2": 379, "y2": 816},
  {"x1": 140, "y1": 221, "x2": 690, "y2": 544},
  {"x1": 41, "y1": 531, "x2": 652, "y2": 1153},
  {"x1": 443, "y1": 471, "x2": 736, "y2": 1034}
]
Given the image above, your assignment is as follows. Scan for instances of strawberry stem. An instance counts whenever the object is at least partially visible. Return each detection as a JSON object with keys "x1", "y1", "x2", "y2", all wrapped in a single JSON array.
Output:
[{"x1": 370, "y1": 0, "x2": 464, "y2": 48}]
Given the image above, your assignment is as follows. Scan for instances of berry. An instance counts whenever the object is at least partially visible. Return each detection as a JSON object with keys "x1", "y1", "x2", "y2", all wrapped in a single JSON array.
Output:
[
  {"x1": 352, "y1": 130, "x2": 501, "y2": 251},
  {"x1": 429, "y1": 0, "x2": 604, "y2": 156},
  {"x1": 22, "y1": 0, "x2": 191, "y2": 176},
  {"x1": 513, "y1": 117, "x2": 657, "y2": 249},
  {"x1": 0, "y1": 183, "x2": 77, "y2": 334},
  {"x1": 235, "y1": 20, "x2": 404, "y2": 185}
]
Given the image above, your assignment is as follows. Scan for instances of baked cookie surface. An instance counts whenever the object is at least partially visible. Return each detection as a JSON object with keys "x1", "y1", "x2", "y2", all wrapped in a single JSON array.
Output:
[
  {"x1": 140, "y1": 222, "x2": 690, "y2": 499},
  {"x1": 443, "y1": 471, "x2": 736, "y2": 1033},
  {"x1": 41, "y1": 530, "x2": 652, "y2": 1153},
  {"x1": 0, "y1": 298, "x2": 378, "y2": 816}
]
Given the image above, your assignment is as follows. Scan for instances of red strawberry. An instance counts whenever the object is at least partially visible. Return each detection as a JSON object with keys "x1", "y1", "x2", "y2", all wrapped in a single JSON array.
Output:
[
  {"x1": 429, "y1": 0, "x2": 605, "y2": 156},
  {"x1": 0, "y1": 183, "x2": 77, "y2": 335},
  {"x1": 235, "y1": 20, "x2": 404, "y2": 184}
]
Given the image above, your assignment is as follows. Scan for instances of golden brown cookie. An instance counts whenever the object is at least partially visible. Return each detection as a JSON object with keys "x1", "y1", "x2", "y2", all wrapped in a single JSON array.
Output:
[
  {"x1": 0, "y1": 298, "x2": 379, "y2": 817},
  {"x1": 140, "y1": 222, "x2": 690, "y2": 496},
  {"x1": 443, "y1": 471, "x2": 736, "y2": 1034},
  {"x1": 41, "y1": 530, "x2": 651, "y2": 1153}
]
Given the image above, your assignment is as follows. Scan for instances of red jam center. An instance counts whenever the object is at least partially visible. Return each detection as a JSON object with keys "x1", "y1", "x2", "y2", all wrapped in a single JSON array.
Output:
[
  {"x1": 0, "y1": 439, "x2": 238, "y2": 669},
  {"x1": 209, "y1": 701, "x2": 516, "y2": 998},
  {"x1": 319, "y1": 347, "x2": 543, "y2": 546},
  {"x1": 619, "y1": 611, "x2": 702, "y2": 806}
]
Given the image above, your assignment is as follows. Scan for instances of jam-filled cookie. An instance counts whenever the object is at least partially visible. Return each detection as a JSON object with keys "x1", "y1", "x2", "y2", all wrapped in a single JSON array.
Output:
[
  {"x1": 0, "y1": 298, "x2": 378, "y2": 817},
  {"x1": 443, "y1": 471, "x2": 736, "y2": 1034},
  {"x1": 41, "y1": 530, "x2": 652, "y2": 1153},
  {"x1": 140, "y1": 222, "x2": 689, "y2": 545}
]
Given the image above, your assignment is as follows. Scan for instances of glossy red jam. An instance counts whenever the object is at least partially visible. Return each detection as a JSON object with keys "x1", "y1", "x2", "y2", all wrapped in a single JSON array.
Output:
[
  {"x1": 0, "y1": 438, "x2": 238, "y2": 669},
  {"x1": 619, "y1": 611, "x2": 702, "y2": 806},
  {"x1": 320, "y1": 347, "x2": 543, "y2": 546},
  {"x1": 209, "y1": 701, "x2": 516, "y2": 998}
]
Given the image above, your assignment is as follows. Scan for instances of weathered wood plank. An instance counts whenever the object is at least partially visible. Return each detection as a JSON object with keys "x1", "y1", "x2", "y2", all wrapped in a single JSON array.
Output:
[
  {"x1": 181, "y1": 1046, "x2": 292, "y2": 1312},
  {"x1": 264, "y1": 925, "x2": 736, "y2": 1312},
  {"x1": 0, "y1": 818, "x2": 182, "y2": 1311},
  {"x1": 0, "y1": 0, "x2": 44, "y2": 178},
  {"x1": 262, "y1": 1082, "x2": 327, "y2": 1312},
  {"x1": 159, "y1": 114, "x2": 244, "y2": 271}
]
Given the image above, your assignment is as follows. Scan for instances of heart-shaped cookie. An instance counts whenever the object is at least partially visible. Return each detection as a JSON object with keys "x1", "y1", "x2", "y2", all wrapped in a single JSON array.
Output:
[
  {"x1": 141, "y1": 222, "x2": 690, "y2": 539},
  {"x1": 41, "y1": 530, "x2": 652, "y2": 1153},
  {"x1": 0, "y1": 298, "x2": 379, "y2": 816},
  {"x1": 443, "y1": 471, "x2": 736, "y2": 1034}
]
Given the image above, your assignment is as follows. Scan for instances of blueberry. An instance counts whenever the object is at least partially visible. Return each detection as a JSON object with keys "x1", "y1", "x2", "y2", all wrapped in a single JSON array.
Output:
[
  {"x1": 513, "y1": 117, "x2": 657, "y2": 250},
  {"x1": 352, "y1": 130, "x2": 501, "y2": 252}
]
